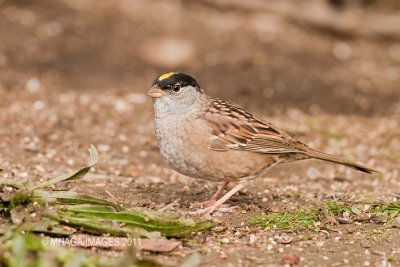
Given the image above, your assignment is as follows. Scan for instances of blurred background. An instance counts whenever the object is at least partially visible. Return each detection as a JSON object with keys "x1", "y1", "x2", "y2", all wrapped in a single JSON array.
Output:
[
  {"x1": 1, "y1": 0, "x2": 399, "y2": 115},
  {"x1": 0, "y1": 0, "x2": 398, "y2": 190}
]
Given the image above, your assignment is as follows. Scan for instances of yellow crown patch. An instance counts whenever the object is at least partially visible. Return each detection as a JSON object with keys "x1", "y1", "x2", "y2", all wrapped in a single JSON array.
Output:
[{"x1": 158, "y1": 72, "x2": 177, "y2": 81}]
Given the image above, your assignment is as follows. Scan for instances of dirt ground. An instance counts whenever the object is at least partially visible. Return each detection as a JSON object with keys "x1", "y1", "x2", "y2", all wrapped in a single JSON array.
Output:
[{"x1": 1, "y1": 0, "x2": 400, "y2": 266}]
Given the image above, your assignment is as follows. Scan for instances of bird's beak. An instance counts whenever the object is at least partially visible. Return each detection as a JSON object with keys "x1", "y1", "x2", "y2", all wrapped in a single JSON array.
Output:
[{"x1": 146, "y1": 86, "x2": 165, "y2": 99}]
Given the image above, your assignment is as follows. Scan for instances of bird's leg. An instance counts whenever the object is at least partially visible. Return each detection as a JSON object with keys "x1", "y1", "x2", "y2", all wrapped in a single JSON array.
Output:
[
  {"x1": 190, "y1": 181, "x2": 230, "y2": 208},
  {"x1": 188, "y1": 181, "x2": 247, "y2": 215},
  {"x1": 188, "y1": 159, "x2": 286, "y2": 215}
]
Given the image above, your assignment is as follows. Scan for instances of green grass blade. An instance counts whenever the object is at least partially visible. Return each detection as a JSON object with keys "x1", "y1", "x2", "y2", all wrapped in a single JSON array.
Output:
[
  {"x1": 53, "y1": 205, "x2": 213, "y2": 237},
  {"x1": 30, "y1": 145, "x2": 98, "y2": 190},
  {"x1": 0, "y1": 179, "x2": 24, "y2": 189},
  {"x1": 33, "y1": 190, "x2": 118, "y2": 207}
]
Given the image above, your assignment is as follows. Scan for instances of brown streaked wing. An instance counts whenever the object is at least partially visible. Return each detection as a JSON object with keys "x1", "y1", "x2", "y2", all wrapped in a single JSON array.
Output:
[{"x1": 205, "y1": 98, "x2": 304, "y2": 154}]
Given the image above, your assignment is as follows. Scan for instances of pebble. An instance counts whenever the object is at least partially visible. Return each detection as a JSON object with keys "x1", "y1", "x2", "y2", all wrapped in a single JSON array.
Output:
[
  {"x1": 351, "y1": 206, "x2": 362, "y2": 215},
  {"x1": 98, "y1": 144, "x2": 111, "y2": 152},
  {"x1": 114, "y1": 99, "x2": 129, "y2": 113},
  {"x1": 182, "y1": 185, "x2": 189, "y2": 192},
  {"x1": 249, "y1": 234, "x2": 257, "y2": 244},
  {"x1": 306, "y1": 167, "x2": 321, "y2": 180},
  {"x1": 338, "y1": 217, "x2": 353, "y2": 224},
  {"x1": 43, "y1": 21, "x2": 62, "y2": 37},
  {"x1": 32, "y1": 100, "x2": 44, "y2": 110},
  {"x1": 26, "y1": 78, "x2": 41, "y2": 93},
  {"x1": 391, "y1": 216, "x2": 400, "y2": 227},
  {"x1": 220, "y1": 250, "x2": 228, "y2": 260},
  {"x1": 333, "y1": 42, "x2": 352, "y2": 61},
  {"x1": 18, "y1": 172, "x2": 28, "y2": 178},
  {"x1": 35, "y1": 165, "x2": 45, "y2": 172},
  {"x1": 139, "y1": 151, "x2": 148, "y2": 157},
  {"x1": 278, "y1": 235, "x2": 292, "y2": 244},
  {"x1": 221, "y1": 237, "x2": 230, "y2": 244}
]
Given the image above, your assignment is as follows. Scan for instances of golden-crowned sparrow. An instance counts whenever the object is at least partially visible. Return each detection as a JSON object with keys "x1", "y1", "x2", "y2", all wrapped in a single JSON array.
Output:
[{"x1": 147, "y1": 72, "x2": 376, "y2": 215}]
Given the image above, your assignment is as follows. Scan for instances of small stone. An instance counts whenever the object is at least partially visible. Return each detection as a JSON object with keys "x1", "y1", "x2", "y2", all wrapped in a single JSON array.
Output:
[
  {"x1": 32, "y1": 100, "x2": 44, "y2": 110},
  {"x1": 139, "y1": 151, "x2": 148, "y2": 157},
  {"x1": 278, "y1": 235, "x2": 292, "y2": 244},
  {"x1": 281, "y1": 254, "x2": 300, "y2": 265},
  {"x1": 361, "y1": 241, "x2": 371, "y2": 248},
  {"x1": 44, "y1": 21, "x2": 62, "y2": 37},
  {"x1": 333, "y1": 42, "x2": 352, "y2": 61},
  {"x1": 35, "y1": 165, "x2": 45, "y2": 173},
  {"x1": 220, "y1": 250, "x2": 228, "y2": 260},
  {"x1": 119, "y1": 134, "x2": 128, "y2": 141},
  {"x1": 338, "y1": 217, "x2": 353, "y2": 224},
  {"x1": 306, "y1": 167, "x2": 321, "y2": 180},
  {"x1": 391, "y1": 216, "x2": 400, "y2": 227},
  {"x1": 249, "y1": 234, "x2": 257, "y2": 244},
  {"x1": 221, "y1": 237, "x2": 230, "y2": 244},
  {"x1": 114, "y1": 99, "x2": 128, "y2": 113},
  {"x1": 351, "y1": 206, "x2": 362, "y2": 215},
  {"x1": 182, "y1": 185, "x2": 190, "y2": 192},
  {"x1": 26, "y1": 78, "x2": 41, "y2": 93},
  {"x1": 98, "y1": 144, "x2": 111, "y2": 152},
  {"x1": 18, "y1": 172, "x2": 28, "y2": 178}
]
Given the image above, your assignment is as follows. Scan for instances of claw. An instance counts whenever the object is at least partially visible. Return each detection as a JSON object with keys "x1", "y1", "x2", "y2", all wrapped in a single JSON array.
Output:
[
  {"x1": 188, "y1": 204, "x2": 238, "y2": 215},
  {"x1": 190, "y1": 199, "x2": 216, "y2": 208},
  {"x1": 188, "y1": 181, "x2": 247, "y2": 216}
]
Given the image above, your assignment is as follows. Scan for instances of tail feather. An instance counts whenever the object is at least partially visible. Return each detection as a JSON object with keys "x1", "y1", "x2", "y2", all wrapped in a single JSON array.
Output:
[{"x1": 305, "y1": 149, "x2": 377, "y2": 174}]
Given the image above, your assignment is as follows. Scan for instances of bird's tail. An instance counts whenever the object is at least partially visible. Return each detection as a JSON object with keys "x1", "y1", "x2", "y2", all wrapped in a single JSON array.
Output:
[{"x1": 305, "y1": 148, "x2": 377, "y2": 174}]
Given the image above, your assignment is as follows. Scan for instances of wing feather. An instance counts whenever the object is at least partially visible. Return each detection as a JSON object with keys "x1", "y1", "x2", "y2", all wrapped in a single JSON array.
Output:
[{"x1": 205, "y1": 98, "x2": 305, "y2": 154}]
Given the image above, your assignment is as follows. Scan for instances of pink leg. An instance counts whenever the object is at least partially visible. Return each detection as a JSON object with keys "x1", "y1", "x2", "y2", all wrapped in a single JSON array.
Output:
[
  {"x1": 190, "y1": 181, "x2": 230, "y2": 208},
  {"x1": 189, "y1": 181, "x2": 247, "y2": 215}
]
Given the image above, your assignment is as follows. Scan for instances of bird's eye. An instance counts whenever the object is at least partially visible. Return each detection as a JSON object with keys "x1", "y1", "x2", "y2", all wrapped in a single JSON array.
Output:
[{"x1": 172, "y1": 85, "x2": 181, "y2": 93}]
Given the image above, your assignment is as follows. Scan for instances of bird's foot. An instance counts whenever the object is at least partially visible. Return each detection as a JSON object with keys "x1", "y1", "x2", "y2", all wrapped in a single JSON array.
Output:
[
  {"x1": 190, "y1": 181, "x2": 231, "y2": 208},
  {"x1": 188, "y1": 181, "x2": 247, "y2": 216},
  {"x1": 187, "y1": 204, "x2": 239, "y2": 216},
  {"x1": 189, "y1": 199, "x2": 217, "y2": 208}
]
